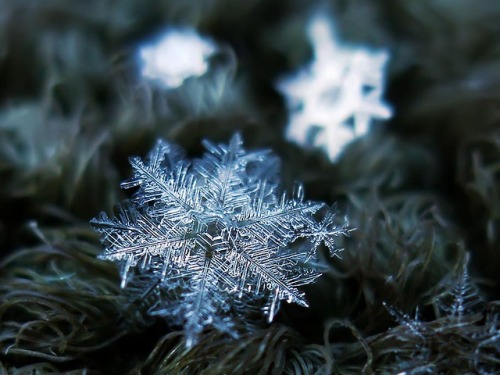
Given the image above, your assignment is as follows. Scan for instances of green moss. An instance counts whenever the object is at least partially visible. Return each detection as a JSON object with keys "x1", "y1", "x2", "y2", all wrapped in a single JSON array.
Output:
[{"x1": 0, "y1": 0, "x2": 499, "y2": 372}]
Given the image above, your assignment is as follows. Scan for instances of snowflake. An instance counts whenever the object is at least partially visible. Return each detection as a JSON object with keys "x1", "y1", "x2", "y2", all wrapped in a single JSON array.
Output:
[
  {"x1": 139, "y1": 28, "x2": 217, "y2": 89},
  {"x1": 91, "y1": 134, "x2": 349, "y2": 346},
  {"x1": 277, "y1": 14, "x2": 392, "y2": 161}
]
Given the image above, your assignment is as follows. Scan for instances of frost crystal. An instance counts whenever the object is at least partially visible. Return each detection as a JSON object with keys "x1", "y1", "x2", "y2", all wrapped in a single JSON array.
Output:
[
  {"x1": 277, "y1": 14, "x2": 392, "y2": 161},
  {"x1": 381, "y1": 255, "x2": 499, "y2": 373},
  {"x1": 139, "y1": 28, "x2": 217, "y2": 89},
  {"x1": 91, "y1": 134, "x2": 348, "y2": 346}
]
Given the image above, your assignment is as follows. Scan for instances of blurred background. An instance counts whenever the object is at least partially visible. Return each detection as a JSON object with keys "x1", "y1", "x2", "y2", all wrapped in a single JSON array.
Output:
[{"x1": 0, "y1": 0, "x2": 499, "y2": 373}]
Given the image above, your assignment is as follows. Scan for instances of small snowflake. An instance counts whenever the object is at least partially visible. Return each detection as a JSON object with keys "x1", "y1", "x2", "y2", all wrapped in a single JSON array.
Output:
[
  {"x1": 91, "y1": 134, "x2": 349, "y2": 346},
  {"x1": 139, "y1": 28, "x2": 217, "y2": 89},
  {"x1": 277, "y1": 14, "x2": 392, "y2": 161}
]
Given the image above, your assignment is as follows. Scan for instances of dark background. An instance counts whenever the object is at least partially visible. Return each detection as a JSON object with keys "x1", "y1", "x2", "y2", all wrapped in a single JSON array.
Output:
[{"x1": 0, "y1": 1, "x2": 499, "y2": 373}]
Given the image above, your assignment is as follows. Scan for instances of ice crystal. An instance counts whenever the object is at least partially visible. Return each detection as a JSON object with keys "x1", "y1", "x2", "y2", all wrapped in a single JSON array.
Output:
[
  {"x1": 139, "y1": 28, "x2": 217, "y2": 89},
  {"x1": 385, "y1": 255, "x2": 484, "y2": 336},
  {"x1": 91, "y1": 134, "x2": 349, "y2": 346},
  {"x1": 435, "y1": 257, "x2": 484, "y2": 320},
  {"x1": 277, "y1": 14, "x2": 392, "y2": 161},
  {"x1": 381, "y1": 255, "x2": 500, "y2": 373}
]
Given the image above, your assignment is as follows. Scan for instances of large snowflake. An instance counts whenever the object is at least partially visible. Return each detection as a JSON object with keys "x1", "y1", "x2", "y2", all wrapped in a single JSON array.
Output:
[
  {"x1": 91, "y1": 134, "x2": 348, "y2": 346},
  {"x1": 277, "y1": 14, "x2": 392, "y2": 161}
]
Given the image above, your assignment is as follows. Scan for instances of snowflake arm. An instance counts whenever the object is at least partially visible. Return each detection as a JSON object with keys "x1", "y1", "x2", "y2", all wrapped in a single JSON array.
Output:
[
  {"x1": 236, "y1": 184, "x2": 323, "y2": 247},
  {"x1": 121, "y1": 141, "x2": 199, "y2": 217},
  {"x1": 90, "y1": 202, "x2": 195, "y2": 287},
  {"x1": 195, "y1": 134, "x2": 257, "y2": 214},
  {"x1": 300, "y1": 205, "x2": 352, "y2": 257}
]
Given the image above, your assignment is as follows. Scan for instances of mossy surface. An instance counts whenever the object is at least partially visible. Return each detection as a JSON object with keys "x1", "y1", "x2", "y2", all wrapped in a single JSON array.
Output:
[{"x1": 0, "y1": 1, "x2": 499, "y2": 373}]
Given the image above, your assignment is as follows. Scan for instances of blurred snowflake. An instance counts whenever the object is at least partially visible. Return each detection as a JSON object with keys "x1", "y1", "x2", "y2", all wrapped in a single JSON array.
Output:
[
  {"x1": 91, "y1": 134, "x2": 349, "y2": 346},
  {"x1": 277, "y1": 14, "x2": 392, "y2": 161},
  {"x1": 139, "y1": 28, "x2": 217, "y2": 89}
]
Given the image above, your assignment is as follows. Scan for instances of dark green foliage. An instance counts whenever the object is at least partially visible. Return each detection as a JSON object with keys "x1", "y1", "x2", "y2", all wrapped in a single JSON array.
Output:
[
  {"x1": 457, "y1": 133, "x2": 500, "y2": 297},
  {"x1": 0, "y1": 102, "x2": 119, "y2": 218},
  {"x1": 0, "y1": 0, "x2": 499, "y2": 373},
  {"x1": 0, "y1": 227, "x2": 127, "y2": 366},
  {"x1": 313, "y1": 258, "x2": 499, "y2": 374},
  {"x1": 322, "y1": 193, "x2": 459, "y2": 331},
  {"x1": 131, "y1": 325, "x2": 328, "y2": 375},
  {"x1": 365, "y1": 260, "x2": 499, "y2": 374}
]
